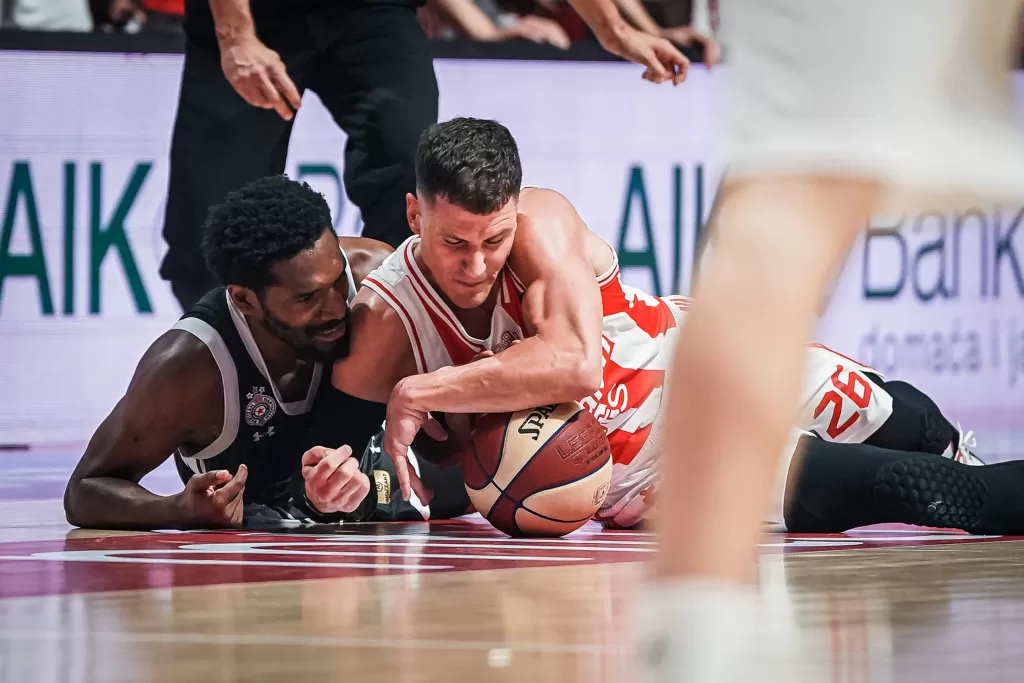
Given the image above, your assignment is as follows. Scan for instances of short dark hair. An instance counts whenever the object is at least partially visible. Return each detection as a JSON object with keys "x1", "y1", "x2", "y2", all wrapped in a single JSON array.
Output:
[
  {"x1": 202, "y1": 175, "x2": 333, "y2": 292},
  {"x1": 415, "y1": 117, "x2": 522, "y2": 215}
]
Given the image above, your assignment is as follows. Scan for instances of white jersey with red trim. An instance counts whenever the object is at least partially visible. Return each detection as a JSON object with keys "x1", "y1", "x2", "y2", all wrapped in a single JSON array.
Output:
[
  {"x1": 362, "y1": 236, "x2": 686, "y2": 525},
  {"x1": 362, "y1": 237, "x2": 530, "y2": 373}
]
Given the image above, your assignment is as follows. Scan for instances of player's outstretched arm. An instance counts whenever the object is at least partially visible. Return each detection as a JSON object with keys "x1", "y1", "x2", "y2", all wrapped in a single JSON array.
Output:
[
  {"x1": 64, "y1": 332, "x2": 246, "y2": 530},
  {"x1": 566, "y1": 0, "x2": 690, "y2": 84},
  {"x1": 381, "y1": 190, "x2": 606, "y2": 502},
  {"x1": 331, "y1": 288, "x2": 420, "y2": 405},
  {"x1": 392, "y1": 189, "x2": 604, "y2": 416}
]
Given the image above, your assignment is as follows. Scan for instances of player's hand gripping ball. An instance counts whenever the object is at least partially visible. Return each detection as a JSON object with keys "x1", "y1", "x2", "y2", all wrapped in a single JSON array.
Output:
[{"x1": 463, "y1": 401, "x2": 612, "y2": 537}]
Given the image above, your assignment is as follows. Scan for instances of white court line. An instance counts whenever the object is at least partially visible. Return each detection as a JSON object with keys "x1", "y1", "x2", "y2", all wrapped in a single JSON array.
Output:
[
  {"x1": 0, "y1": 628, "x2": 613, "y2": 654},
  {"x1": 321, "y1": 534, "x2": 655, "y2": 546},
  {"x1": 759, "y1": 541, "x2": 863, "y2": 548},
  {"x1": 840, "y1": 529, "x2": 994, "y2": 536},
  {"x1": 839, "y1": 534, "x2": 1000, "y2": 542},
  {"x1": 170, "y1": 544, "x2": 597, "y2": 562},
  {"x1": 179, "y1": 540, "x2": 652, "y2": 554},
  {"x1": 0, "y1": 552, "x2": 450, "y2": 571}
]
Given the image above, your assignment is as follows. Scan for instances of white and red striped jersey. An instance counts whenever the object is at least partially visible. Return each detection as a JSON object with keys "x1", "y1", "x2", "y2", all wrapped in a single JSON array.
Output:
[{"x1": 362, "y1": 236, "x2": 687, "y2": 525}]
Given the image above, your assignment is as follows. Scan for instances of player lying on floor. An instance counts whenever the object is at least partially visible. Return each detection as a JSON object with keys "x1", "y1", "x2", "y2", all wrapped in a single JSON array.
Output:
[
  {"x1": 64, "y1": 176, "x2": 469, "y2": 530},
  {"x1": 328, "y1": 116, "x2": 1024, "y2": 535}
]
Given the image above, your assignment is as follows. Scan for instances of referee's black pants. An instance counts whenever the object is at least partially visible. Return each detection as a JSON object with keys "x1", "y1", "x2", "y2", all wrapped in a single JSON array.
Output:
[{"x1": 159, "y1": 3, "x2": 438, "y2": 310}]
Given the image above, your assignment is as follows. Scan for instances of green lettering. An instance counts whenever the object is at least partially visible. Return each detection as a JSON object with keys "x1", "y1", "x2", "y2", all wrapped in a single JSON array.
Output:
[
  {"x1": 691, "y1": 164, "x2": 705, "y2": 295},
  {"x1": 89, "y1": 162, "x2": 152, "y2": 314},
  {"x1": 64, "y1": 162, "x2": 76, "y2": 315},
  {"x1": 616, "y1": 166, "x2": 662, "y2": 297},
  {"x1": 0, "y1": 162, "x2": 54, "y2": 315},
  {"x1": 671, "y1": 165, "x2": 683, "y2": 294},
  {"x1": 297, "y1": 164, "x2": 343, "y2": 230}
]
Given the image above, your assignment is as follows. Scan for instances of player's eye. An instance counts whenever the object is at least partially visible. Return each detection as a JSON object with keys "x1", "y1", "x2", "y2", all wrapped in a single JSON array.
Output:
[{"x1": 296, "y1": 292, "x2": 316, "y2": 303}]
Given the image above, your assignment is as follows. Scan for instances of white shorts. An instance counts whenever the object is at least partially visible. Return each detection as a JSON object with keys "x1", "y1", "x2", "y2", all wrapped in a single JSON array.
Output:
[{"x1": 724, "y1": 0, "x2": 1024, "y2": 211}]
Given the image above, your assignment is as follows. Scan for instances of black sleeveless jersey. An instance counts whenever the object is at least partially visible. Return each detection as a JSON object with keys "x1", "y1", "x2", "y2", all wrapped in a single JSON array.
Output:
[{"x1": 171, "y1": 280, "x2": 385, "y2": 507}]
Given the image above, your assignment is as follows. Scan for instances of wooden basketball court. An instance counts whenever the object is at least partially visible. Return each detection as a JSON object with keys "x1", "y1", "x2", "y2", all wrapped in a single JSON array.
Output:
[{"x1": 3, "y1": 450, "x2": 1024, "y2": 682}]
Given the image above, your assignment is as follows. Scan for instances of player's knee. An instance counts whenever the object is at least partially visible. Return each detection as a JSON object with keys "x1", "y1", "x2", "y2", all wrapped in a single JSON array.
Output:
[{"x1": 867, "y1": 380, "x2": 955, "y2": 455}]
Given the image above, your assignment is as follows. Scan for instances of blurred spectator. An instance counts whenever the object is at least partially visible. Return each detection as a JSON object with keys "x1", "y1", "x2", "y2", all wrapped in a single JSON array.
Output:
[
  {"x1": 422, "y1": 0, "x2": 571, "y2": 49},
  {"x1": 8, "y1": 0, "x2": 93, "y2": 31},
  {"x1": 92, "y1": 0, "x2": 183, "y2": 33},
  {"x1": 612, "y1": 0, "x2": 718, "y2": 63},
  {"x1": 421, "y1": 0, "x2": 717, "y2": 63},
  {"x1": 101, "y1": 0, "x2": 145, "y2": 31},
  {"x1": 139, "y1": 0, "x2": 184, "y2": 31}
]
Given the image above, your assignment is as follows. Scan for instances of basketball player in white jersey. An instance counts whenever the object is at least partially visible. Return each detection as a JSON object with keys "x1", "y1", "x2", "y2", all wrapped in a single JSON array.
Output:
[
  {"x1": 564, "y1": 0, "x2": 1024, "y2": 680},
  {"x1": 330, "y1": 117, "x2": 1016, "y2": 539}
]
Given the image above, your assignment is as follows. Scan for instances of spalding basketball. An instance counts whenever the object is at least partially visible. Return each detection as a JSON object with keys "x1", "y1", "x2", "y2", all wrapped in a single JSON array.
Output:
[{"x1": 463, "y1": 402, "x2": 613, "y2": 537}]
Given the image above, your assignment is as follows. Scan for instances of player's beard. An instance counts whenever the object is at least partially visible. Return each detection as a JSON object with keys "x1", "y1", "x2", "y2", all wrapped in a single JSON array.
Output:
[{"x1": 259, "y1": 306, "x2": 351, "y2": 364}]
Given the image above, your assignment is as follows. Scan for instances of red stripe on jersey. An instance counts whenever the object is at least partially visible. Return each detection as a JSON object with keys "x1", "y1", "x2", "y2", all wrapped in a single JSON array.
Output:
[
  {"x1": 600, "y1": 280, "x2": 676, "y2": 339},
  {"x1": 600, "y1": 361, "x2": 665, "y2": 418},
  {"x1": 363, "y1": 276, "x2": 429, "y2": 374},
  {"x1": 597, "y1": 263, "x2": 620, "y2": 287},
  {"x1": 499, "y1": 270, "x2": 527, "y2": 330},
  {"x1": 402, "y1": 244, "x2": 486, "y2": 352},
  {"x1": 806, "y1": 343, "x2": 874, "y2": 371},
  {"x1": 608, "y1": 423, "x2": 652, "y2": 466},
  {"x1": 508, "y1": 269, "x2": 527, "y2": 294},
  {"x1": 422, "y1": 301, "x2": 479, "y2": 367}
]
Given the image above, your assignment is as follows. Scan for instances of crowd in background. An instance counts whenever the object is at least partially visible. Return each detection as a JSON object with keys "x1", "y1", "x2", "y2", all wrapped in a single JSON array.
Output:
[
  {"x1": 1, "y1": 0, "x2": 181, "y2": 32},
  {"x1": 1, "y1": 0, "x2": 718, "y2": 53}
]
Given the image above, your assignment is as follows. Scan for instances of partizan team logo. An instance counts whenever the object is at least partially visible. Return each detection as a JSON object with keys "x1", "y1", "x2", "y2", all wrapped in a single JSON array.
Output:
[{"x1": 244, "y1": 386, "x2": 278, "y2": 428}]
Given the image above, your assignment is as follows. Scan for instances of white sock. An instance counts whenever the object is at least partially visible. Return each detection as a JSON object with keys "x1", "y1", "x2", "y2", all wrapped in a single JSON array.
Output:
[{"x1": 632, "y1": 579, "x2": 805, "y2": 683}]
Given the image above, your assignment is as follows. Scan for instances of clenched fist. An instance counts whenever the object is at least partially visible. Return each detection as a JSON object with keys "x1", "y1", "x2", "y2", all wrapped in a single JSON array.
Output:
[
  {"x1": 301, "y1": 445, "x2": 371, "y2": 514},
  {"x1": 177, "y1": 464, "x2": 247, "y2": 528}
]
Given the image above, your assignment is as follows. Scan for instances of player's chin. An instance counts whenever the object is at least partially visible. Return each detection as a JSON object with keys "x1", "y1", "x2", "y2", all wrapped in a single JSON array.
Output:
[
  {"x1": 451, "y1": 288, "x2": 491, "y2": 309},
  {"x1": 305, "y1": 337, "x2": 350, "y2": 363}
]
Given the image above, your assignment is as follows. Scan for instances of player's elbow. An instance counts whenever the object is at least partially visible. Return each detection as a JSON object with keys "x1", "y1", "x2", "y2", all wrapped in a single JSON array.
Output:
[
  {"x1": 565, "y1": 358, "x2": 602, "y2": 400},
  {"x1": 63, "y1": 479, "x2": 84, "y2": 528}
]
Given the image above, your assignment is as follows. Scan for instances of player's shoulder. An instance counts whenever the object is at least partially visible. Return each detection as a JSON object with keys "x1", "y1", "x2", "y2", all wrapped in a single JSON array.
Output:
[
  {"x1": 518, "y1": 186, "x2": 578, "y2": 218},
  {"x1": 518, "y1": 187, "x2": 585, "y2": 239},
  {"x1": 348, "y1": 275, "x2": 411, "y2": 348},
  {"x1": 337, "y1": 236, "x2": 394, "y2": 285},
  {"x1": 143, "y1": 328, "x2": 217, "y2": 374},
  {"x1": 129, "y1": 328, "x2": 222, "y2": 407},
  {"x1": 334, "y1": 272, "x2": 415, "y2": 402},
  {"x1": 512, "y1": 187, "x2": 590, "y2": 269}
]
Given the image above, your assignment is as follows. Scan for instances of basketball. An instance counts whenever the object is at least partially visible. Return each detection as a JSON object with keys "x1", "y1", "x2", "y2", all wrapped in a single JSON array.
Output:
[{"x1": 462, "y1": 402, "x2": 613, "y2": 537}]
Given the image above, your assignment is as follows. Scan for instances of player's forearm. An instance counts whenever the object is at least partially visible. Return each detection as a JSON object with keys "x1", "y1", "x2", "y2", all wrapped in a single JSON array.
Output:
[
  {"x1": 566, "y1": 0, "x2": 630, "y2": 42},
  {"x1": 400, "y1": 339, "x2": 601, "y2": 414},
  {"x1": 209, "y1": 0, "x2": 256, "y2": 45},
  {"x1": 613, "y1": 0, "x2": 661, "y2": 35},
  {"x1": 64, "y1": 477, "x2": 189, "y2": 530}
]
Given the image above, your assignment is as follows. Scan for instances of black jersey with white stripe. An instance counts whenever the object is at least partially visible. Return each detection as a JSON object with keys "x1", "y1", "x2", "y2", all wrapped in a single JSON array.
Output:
[{"x1": 169, "y1": 249, "x2": 382, "y2": 506}]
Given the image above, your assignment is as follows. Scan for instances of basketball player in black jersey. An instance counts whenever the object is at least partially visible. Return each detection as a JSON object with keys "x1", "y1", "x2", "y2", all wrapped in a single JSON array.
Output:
[{"x1": 64, "y1": 176, "x2": 467, "y2": 530}]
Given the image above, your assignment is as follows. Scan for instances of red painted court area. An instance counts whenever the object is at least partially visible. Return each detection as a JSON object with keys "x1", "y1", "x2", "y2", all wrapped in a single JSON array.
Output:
[{"x1": 0, "y1": 517, "x2": 1015, "y2": 599}]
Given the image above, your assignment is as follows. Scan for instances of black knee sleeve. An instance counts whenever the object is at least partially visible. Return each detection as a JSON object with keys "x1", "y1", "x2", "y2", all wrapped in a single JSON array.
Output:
[
  {"x1": 862, "y1": 377, "x2": 957, "y2": 455},
  {"x1": 784, "y1": 436, "x2": 1024, "y2": 534}
]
